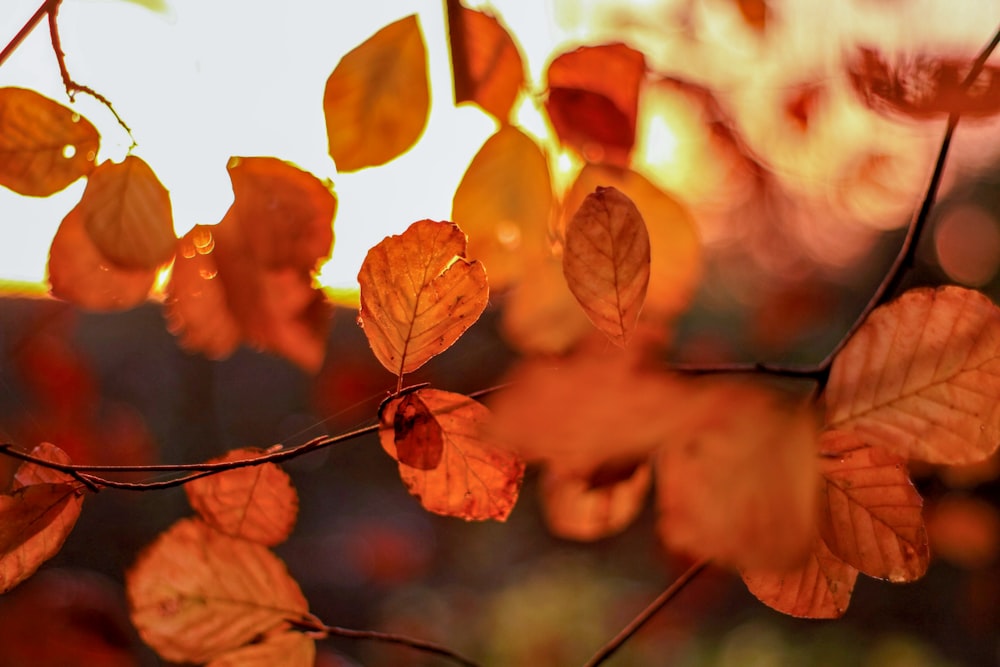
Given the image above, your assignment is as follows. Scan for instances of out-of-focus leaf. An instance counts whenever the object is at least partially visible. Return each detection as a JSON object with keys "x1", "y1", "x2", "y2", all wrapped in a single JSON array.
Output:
[
  {"x1": 563, "y1": 186, "x2": 650, "y2": 347},
  {"x1": 446, "y1": 1, "x2": 525, "y2": 122},
  {"x1": 391, "y1": 392, "x2": 445, "y2": 470},
  {"x1": 127, "y1": 518, "x2": 309, "y2": 664},
  {"x1": 324, "y1": 15, "x2": 429, "y2": 171},
  {"x1": 379, "y1": 389, "x2": 524, "y2": 521},
  {"x1": 826, "y1": 286, "x2": 1000, "y2": 465},
  {"x1": 544, "y1": 43, "x2": 645, "y2": 166},
  {"x1": 452, "y1": 126, "x2": 553, "y2": 290},
  {"x1": 733, "y1": 0, "x2": 770, "y2": 33},
  {"x1": 117, "y1": 0, "x2": 170, "y2": 14},
  {"x1": 0, "y1": 87, "x2": 99, "y2": 196},
  {"x1": 79, "y1": 157, "x2": 175, "y2": 270},
  {"x1": 358, "y1": 220, "x2": 488, "y2": 378},
  {"x1": 926, "y1": 495, "x2": 1000, "y2": 569},
  {"x1": 185, "y1": 448, "x2": 298, "y2": 547},
  {"x1": 206, "y1": 630, "x2": 315, "y2": 667},
  {"x1": 819, "y1": 430, "x2": 928, "y2": 582},
  {"x1": 540, "y1": 464, "x2": 651, "y2": 541}
]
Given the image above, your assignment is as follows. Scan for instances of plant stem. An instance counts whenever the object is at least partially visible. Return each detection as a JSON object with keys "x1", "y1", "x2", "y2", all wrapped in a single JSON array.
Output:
[{"x1": 0, "y1": 0, "x2": 53, "y2": 69}]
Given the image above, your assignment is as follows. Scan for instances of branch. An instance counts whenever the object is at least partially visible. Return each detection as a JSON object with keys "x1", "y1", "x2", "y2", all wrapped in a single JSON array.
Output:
[{"x1": 0, "y1": 0, "x2": 52, "y2": 69}]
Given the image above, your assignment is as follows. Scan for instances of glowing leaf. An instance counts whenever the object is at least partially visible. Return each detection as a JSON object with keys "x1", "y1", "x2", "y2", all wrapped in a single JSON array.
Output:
[
  {"x1": 358, "y1": 220, "x2": 489, "y2": 378},
  {"x1": 540, "y1": 464, "x2": 651, "y2": 541},
  {"x1": 206, "y1": 630, "x2": 315, "y2": 667},
  {"x1": 545, "y1": 43, "x2": 645, "y2": 165},
  {"x1": 391, "y1": 392, "x2": 445, "y2": 470},
  {"x1": 127, "y1": 518, "x2": 309, "y2": 664},
  {"x1": 324, "y1": 15, "x2": 429, "y2": 171},
  {"x1": 563, "y1": 186, "x2": 650, "y2": 347},
  {"x1": 819, "y1": 430, "x2": 928, "y2": 582},
  {"x1": 185, "y1": 448, "x2": 299, "y2": 547},
  {"x1": 826, "y1": 286, "x2": 1000, "y2": 464},
  {"x1": 379, "y1": 389, "x2": 524, "y2": 521},
  {"x1": 0, "y1": 87, "x2": 99, "y2": 196},
  {"x1": 446, "y1": 1, "x2": 525, "y2": 121},
  {"x1": 452, "y1": 126, "x2": 553, "y2": 290}
]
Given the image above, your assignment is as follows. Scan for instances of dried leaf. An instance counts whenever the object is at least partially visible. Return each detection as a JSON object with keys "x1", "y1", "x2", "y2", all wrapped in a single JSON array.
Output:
[
  {"x1": 324, "y1": 15, "x2": 429, "y2": 171},
  {"x1": 819, "y1": 430, "x2": 928, "y2": 582},
  {"x1": 206, "y1": 630, "x2": 315, "y2": 667},
  {"x1": 563, "y1": 186, "x2": 650, "y2": 347},
  {"x1": 358, "y1": 220, "x2": 489, "y2": 378},
  {"x1": 0, "y1": 87, "x2": 99, "y2": 196},
  {"x1": 540, "y1": 464, "x2": 651, "y2": 541},
  {"x1": 392, "y1": 392, "x2": 445, "y2": 470},
  {"x1": 545, "y1": 43, "x2": 645, "y2": 165},
  {"x1": 826, "y1": 286, "x2": 1000, "y2": 464},
  {"x1": 379, "y1": 389, "x2": 524, "y2": 521},
  {"x1": 185, "y1": 448, "x2": 298, "y2": 547},
  {"x1": 127, "y1": 518, "x2": 309, "y2": 664},
  {"x1": 79, "y1": 157, "x2": 176, "y2": 269}
]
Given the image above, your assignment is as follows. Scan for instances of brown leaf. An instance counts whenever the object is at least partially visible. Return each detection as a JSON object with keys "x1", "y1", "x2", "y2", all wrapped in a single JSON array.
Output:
[
  {"x1": 0, "y1": 87, "x2": 99, "y2": 196},
  {"x1": 127, "y1": 518, "x2": 310, "y2": 664},
  {"x1": 324, "y1": 15, "x2": 429, "y2": 171},
  {"x1": 78, "y1": 157, "x2": 176, "y2": 270},
  {"x1": 205, "y1": 630, "x2": 315, "y2": 667},
  {"x1": 451, "y1": 125, "x2": 553, "y2": 290},
  {"x1": 563, "y1": 186, "x2": 650, "y2": 347},
  {"x1": 358, "y1": 220, "x2": 489, "y2": 378},
  {"x1": 540, "y1": 464, "x2": 651, "y2": 541},
  {"x1": 819, "y1": 430, "x2": 929, "y2": 582},
  {"x1": 391, "y1": 392, "x2": 445, "y2": 470},
  {"x1": 545, "y1": 43, "x2": 645, "y2": 165},
  {"x1": 826, "y1": 286, "x2": 1000, "y2": 464},
  {"x1": 379, "y1": 389, "x2": 524, "y2": 521},
  {"x1": 185, "y1": 448, "x2": 299, "y2": 547}
]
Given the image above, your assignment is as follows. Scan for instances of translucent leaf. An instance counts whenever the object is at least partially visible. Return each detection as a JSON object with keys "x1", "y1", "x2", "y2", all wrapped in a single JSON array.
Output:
[
  {"x1": 390, "y1": 392, "x2": 445, "y2": 470},
  {"x1": 78, "y1": 157, "x2": 175, "y2": 270},
  {"x1": 446, "y1": 1, "x2": 525, "y2": 122},
  {"x1": 826, "y1": 286, "x2": 1000, "y2": 464},
  {"x1": 324, "y1": 15, "x2": 429, "y2": 171},
  {"x1": 452, "y1": 126, "x2": 553, "y2": 290},
  {"x1": 544, "y1": 43, "x2": 645, "y2": 165},
  {"x1": 206, "y1": 630, "x2": 315, "y2": 667},
  {"x1": 540, "y1": 464, "x2": 651, "y2": 542},
  {"x1": 379, "y1": 389, "x2": 524, "y2": 521},
  {"x1": 0, "y1": 87, "x2": 99, "y2": 196},
  {"x1": 13, "y1": 442, "x2": 76, "y2": 488},
  {"x1": 563, "y1": 186, "x2": 650, "y2": 347},
  {"x1": 185, "y1": 448, "x2": 299, "y2": 547},
  {"x1": 358, "y1": 220, "x2": 489, "y2": 378},
  {"x1": 819, "y1": 430, "x2": 928, "y2": 582},
  {"x1": 127, "y1": 518, "x2": 309, "y2": 664}
]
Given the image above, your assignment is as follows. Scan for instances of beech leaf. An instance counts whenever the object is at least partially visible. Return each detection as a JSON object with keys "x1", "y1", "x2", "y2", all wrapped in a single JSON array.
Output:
[
  {"x1": 205, "y1": 630, "x2": 315, "y2": 667},
  {"x1": 324, "y1": 15, "x2": 429, "y2": 171},
  {"x1": 826, "y1": 286, "x2": 1000, "y2": 464},
  {"x1": 0, "y1": 87, "x2": 99, "y2": 196},
  {"x1": 392, "y1": 392, "x2": 445, "y2": 470},
  {"x1": 540, "y1": 464, "x2": 651, "y2": 542},
  {"x1": 563, "y1": 186, "x2": 650, "y2": 347},
  {"x1": 358, "y1": 220, "x2": 489, "y2": 378}
]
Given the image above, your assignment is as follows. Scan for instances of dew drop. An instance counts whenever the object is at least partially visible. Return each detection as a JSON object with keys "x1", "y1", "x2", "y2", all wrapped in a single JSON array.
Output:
[
  {"x1": 198, "y1": 268, "x2": 217, "y2": 280},
  {"x1": 71, "y1": 113, "x2": 81, "y2": 123},
  {"x1": 496, "y1": 221, "x2": 522, "y2": 250}
]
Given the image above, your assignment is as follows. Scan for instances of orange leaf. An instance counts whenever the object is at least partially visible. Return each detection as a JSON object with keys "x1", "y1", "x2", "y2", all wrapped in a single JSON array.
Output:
[
  {"x1": 379, "y1": 389, "x2": 524, "y2": 521},
  {"x1": 12, "y1": 442, "x2": 76, "y2": 488},
  {"x1": 391, "y1": 392, "x2": 445, "y2": 470},
  {"x1": 818, "y1": 430, "x2": 928, "y2": 582},
  {"x1": 451, "y1": 125, "x2": 553, "y2": 290},
  {"x1": 324, "y1": 15, "x2": 429, "y2": 171},
  {"x1": 926, "y1": 495, "x2": 1000, "y2": 569},
  {"x1": 733, "y1": 0, "x2": 770, "y2": 33},
  {"x1": 0, "y1": 87, "x2": 99, "y2": 196},
  {"x1": 185, "y1": 448, "x2": 299, "y2": 547},
  {"x1": 446, "y1": 2, "x2": 525, "y2": 122},
  {"x1": 544, "y1": 43, "x2": 645, "y2": 165},
  {"x1": 540, "y1": 464, "x2": 651, "y2": 541},
  {"x1": 826, "y1": 286, "x2": 1000, "y2": 464},
  {"x1": 78, "y1": 156, "x2": 176, "y2": 270},
  {"x1": 358, "y1": 220, "x2": 489, "y2": 378},
  {"x1": 206, "y1": 630, "x2": 315, "y2": 667},
  {"x1": 563, "y1": 186, "x2": 650, "y2": 347},
  {"x1": 127, "y1": 518, "x2": 309, "y2": 664}
]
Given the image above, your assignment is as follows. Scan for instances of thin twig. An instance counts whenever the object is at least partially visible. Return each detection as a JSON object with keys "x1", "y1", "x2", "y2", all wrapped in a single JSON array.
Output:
[
  {"x1": 0, "y1": 0, "x2": 52, "y2": 69},
  {"x1": 582, "y1": 558, "x2": 710, "y2": 667}
]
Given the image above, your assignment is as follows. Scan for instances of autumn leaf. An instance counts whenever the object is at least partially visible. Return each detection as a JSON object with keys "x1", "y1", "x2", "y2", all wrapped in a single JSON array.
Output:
[
  {"x1": 127, "y1": 518, "x2": 310, "y2": 664},
  {"x1": 446, "y1": 1, "x2": 526, "y2": 122},
  {"x1": 0, "y1": 87, "x2": 99, "y2": 196},
  {"x1": 185, "y1": 448, "x2": 299, "y2": 547},
  {"x1": 206, "y1": 630, "x2": 315, "y2": 667},
  {"x1": 12, "y1": 442, "x2": 78, "y2": 488},
  {"x1": 324, "y1": 15, "x2": 429, "y2": 171},
  {"x1": 540, "y1": 464, "x2": 651, "y2": 542},
  {"x1": 390, "y1": 392, "x2": 445, "y2": 470},
  {"x1": 926, "y1": 494, "x2": 1000, "y2": 569},
  {"x1": 358, "y1": 220, "x2": 489, "y2": 379},
  {"x1": 379, "y1": 388, "x2": 524, "y2": 521},
  {"x1": 733, "y1": 0, "x2": 770, "y2": 33},
  {"x1": 563, "y1": 186, "x2": 650, "y2": 347},
  {"x1": 825, "y1": 286, "x2": 1000, "y2": 465},
  {"x1": 818, "y1": 430, "x2": 928, "y2": 582}
]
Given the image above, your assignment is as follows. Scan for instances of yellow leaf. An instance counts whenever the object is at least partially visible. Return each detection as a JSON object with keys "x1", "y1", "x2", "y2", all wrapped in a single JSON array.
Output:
[
  {"x1": 540, "y1": 464, "x2": 651, "y2": 542},
  {"x1": 206, "y1": 630, "x2": 315, "y2": 667},
  {"x1": 324, "y1": 15, "x2": 429, "y2": 172}
]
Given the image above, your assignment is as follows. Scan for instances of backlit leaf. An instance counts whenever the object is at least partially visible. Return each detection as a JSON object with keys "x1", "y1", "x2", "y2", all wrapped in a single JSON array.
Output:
[
  {"x1": 185, "y1": 448, "x2": 298, "y2": 547},
  {"x1": 563, "y1": 186, "x2": 650, "y2": 347},
  {"x1": 324, "y1": 15, "x2": 429, "y2": 171},
  {"x1": 0, "y1": 87, "x2": 99, "y2": 196},
  {"x1": 540, "y1": 464, "x2": 651, "y2": 541},
  {"x1": 826, "y1": 286, "x2": 1000, "y2": 464},
  {"x1": 127, "y1": 518, "x2": 309, "y2": 664},
  {"x1": 358, "y1": 220, "x2": 489, "y2": 378},
  {"x1": 818, "y1": 430, "x2": 928, "y2": 582},
  {"x1": 391, "y1": 392, "x2": 445, "y2": 470},
  {"x1": 206, "y1": 630, "x2": 315, "y2": 667},
  {"x1": 379, "y1": 388, "x2": 524, "y2": 521},
  {"x1": 12, "y1": 442, "x2": 75, "y2": 488}
]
